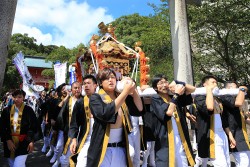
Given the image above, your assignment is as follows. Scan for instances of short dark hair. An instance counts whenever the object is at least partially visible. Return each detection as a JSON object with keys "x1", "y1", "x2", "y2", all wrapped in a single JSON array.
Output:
[
  {"x1": 96, "y1": 68, "x2": 117, "y2": 87},
  {"x1": 151, "y1": 74, "x2": 168, "y2": 90},
  {"x1": 82, "y1": 74, "x2": 97, "y2": 84},
  {"x1": 201, "y1": 75, "x2": 217, "y2": 85},
  {"x1": 48, "y1": 88, "x2": 55, "y2": 95},
  {"x1": 56, "y1": 83, "x2": 66, "y2": 97},
  {"x1": 224, "y1": 80, "x2": 238, "y2": 88},
  {"x1": 12, "y1": 89, "x2": 26, "y2": 97}
]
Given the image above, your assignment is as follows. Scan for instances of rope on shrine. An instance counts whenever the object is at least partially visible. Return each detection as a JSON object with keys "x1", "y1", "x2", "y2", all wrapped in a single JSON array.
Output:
[
  {"x1": 135, "y1": 56, "x2": 139, "y2": 82},
  {"x1": 90, "y1": 52, "x2": 98, "y2": 74},
  {"x1": 131, "y1": 54, "x2": 139, "y2": 82}
]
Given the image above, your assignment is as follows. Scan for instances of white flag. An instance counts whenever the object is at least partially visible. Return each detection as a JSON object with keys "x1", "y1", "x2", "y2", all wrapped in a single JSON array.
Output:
[
  {"x1": 13, "y1": 52, "x2": 41, "y2": 98},
  {"x1": 22, "y1": 80, "x2": 40, "y2": 99},
  {"x1": 54, "y1": 62, "x2": 67, "y2": 88},
  {"x1": 13, "y1": 52, "x2": 33, "y2": 85}
]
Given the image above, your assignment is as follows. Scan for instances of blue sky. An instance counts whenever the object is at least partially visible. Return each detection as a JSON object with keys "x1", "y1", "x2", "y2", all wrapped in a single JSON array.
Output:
[
  {"x1": 84, "y1": 0, "x2": 160, "y2": 17},
  {"x1": 12, "y1": 0, "x2": 162, "y2": 48}
]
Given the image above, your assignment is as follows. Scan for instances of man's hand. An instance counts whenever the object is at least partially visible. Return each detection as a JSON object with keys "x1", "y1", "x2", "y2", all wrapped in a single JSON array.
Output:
[
  {"x1": 123, "y1": 77, "x2": 136, "y2": 95},
  {"x1": 169, "y1": 80, "x2": 186, "y2": 95},
  {"x1": 229, "y1": 135, "x2": 236, "y2": 149},
  {"x1": 186, "y1": 112, "x2": 196, "y2": 124},
  {"x1": 168, "y1": 81, "x2": 177, "y2": 93},
  {"x1": 70, "y1": 138, "x2": 77, "y2": 154},
  {"x1": 27, "y1": 142, "x2": 34, "y2": 153},
  {"x1": 206, "y1": 84, "x2": 217, "y2": 92},
  {"x1": 7, "y1": 140, "x2": 16, "y2": 152},
  {"x1": 175, "y1": 84, "x2": 185, "y2": 95},
  {"x1": 65, "y1": 89, "x2": 71, "y2": 99}
]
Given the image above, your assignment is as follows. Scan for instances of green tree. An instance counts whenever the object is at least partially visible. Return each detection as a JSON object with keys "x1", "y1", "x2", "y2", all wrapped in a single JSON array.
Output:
[
  {"x1": 187, "y1": 0, "x2": 250, "y2": 84},
  {"x1": 111, "y1": 10, "x2": 173, "y2": 81},
  {"x1": 37, "y1": 44, "x2": 58, "y2": 55},
  {"x1": 140, "y1": 3, "x2": 173, "y2": 79},
  {"x1": 45, "y1": 43, "x2": 86, "y2": 64}
]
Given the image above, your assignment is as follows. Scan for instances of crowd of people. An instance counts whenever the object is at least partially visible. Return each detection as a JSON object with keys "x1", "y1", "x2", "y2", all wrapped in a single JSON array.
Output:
[{"x1": 1, "y1": 68, "x2": 250, "y2": 167}]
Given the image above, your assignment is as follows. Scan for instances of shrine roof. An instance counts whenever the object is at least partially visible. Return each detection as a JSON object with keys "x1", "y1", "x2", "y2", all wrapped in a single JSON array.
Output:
[{"x1": 24, "y1": 56, "x2": 53, "y2": 69}]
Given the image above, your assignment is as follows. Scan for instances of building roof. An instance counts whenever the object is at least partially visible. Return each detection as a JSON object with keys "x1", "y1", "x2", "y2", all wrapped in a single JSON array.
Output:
[{"x1": 24, "y1": 56, "x2": 53, "y2": 69}]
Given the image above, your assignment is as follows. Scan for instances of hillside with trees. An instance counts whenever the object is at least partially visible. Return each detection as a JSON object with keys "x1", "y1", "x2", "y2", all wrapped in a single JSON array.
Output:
[{"x1": 2, "y1": 0, "x2": 249, "y2": 95}]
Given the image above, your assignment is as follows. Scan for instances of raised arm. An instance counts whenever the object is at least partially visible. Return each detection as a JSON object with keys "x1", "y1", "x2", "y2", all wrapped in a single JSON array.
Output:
[
  {"x1": 206, "y1": 86, "x2": 214, "y2": 111},
  {"x1": 235, "y1": 86, "x2": 247, "y2": 107},
  {"x1": 131, "y1": 88, "x2": 143, "y2": 112},
  {"x1": 185, "y1": 84, "x2": 196, "y2": 95}
]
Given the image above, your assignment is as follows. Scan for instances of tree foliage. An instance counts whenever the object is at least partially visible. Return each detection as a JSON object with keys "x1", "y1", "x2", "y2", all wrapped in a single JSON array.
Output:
[
  {"x1": 111, "y1": 9, "x2": 173, "y2": 81},
  {"x1": 188, "y1": 0, "x2": 250, "y2": 84}
]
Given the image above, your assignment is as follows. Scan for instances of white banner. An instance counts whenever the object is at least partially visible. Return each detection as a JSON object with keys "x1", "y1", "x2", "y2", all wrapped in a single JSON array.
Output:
[
  {"x1": 13, "y1": 52, "x2": 42, "y2": 98},
  {"x1": 22, "y1": 80, "x2": 40, "y2": 99},
  {"x1": 54, "y1": 62, "x2": 67, "y2": 88},
  {"x1": 13, "y1": 52, "x2": 33, "y2": 84}
]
